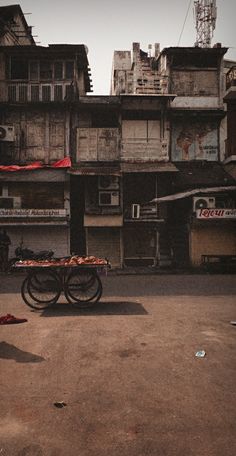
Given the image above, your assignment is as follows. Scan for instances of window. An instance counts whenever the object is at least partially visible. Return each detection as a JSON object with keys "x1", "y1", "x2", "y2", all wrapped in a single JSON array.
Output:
[
  {"x1": 65, "y1": 84, "x2": 73, "y2": 100},
  {"x1": 54, "y1": 62, "x2": 63, "y2": 80},
  {"x1": 31, "y1": 85, "x2": 40, "y2": 102},
  {"x1": 40, "y1": 61, "x2": 52, "y2": 80},
  {"x1": 122, "y1": 120, "x2": 160, "y2": 141},
  {"x1": 54, "y1": 85, "x2": 63, "y2": 101},
  {"x1": 10, "y1": 58, "x2": 28, "y2": 80},
  {"x1": 8, "y1": 85, "x2": 17, "y2": 102},
  {"x1": 65, "y1": 61, "x2": 74, "y2": 79},
  {"x1": 29, "y1": 61, "x2": 39, "y2": 80},
  {"x1": 42, "y1": 85, "x2": 51, "y2": 102},
  {"x1": 19, "y1": 85, "x2": 28, "y2": 102}
]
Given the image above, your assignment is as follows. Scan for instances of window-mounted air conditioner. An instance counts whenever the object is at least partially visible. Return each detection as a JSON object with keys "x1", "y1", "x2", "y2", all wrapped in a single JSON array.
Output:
[
  {"x1": 131, "y1": 204, "x2": 140, "y2": 219},
  {"x1": 99, "y1": 191, "x2": 119, "y2": 206},
  {"x1": 0, "y1": 197, "x2": 21, "y2": 209},
  {"x1": 0, "y1": 125, "x2": 15, "y2": 142},
  {"x1": 193, "y1": 197, "x2": 215, "y2": 212},
  {"x1": 98, "y1": 175, "x2": 120, "y2": 190}
]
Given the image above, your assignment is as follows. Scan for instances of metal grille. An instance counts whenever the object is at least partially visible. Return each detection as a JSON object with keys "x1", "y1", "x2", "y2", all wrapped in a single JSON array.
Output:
[
  {"x1": 31, "y1": 85, "x2": 40, "y2": 102},
  {"x1": 42, "y1": 85, "x2": 51, "y2": 102},
  {"x1": 8, "y1": 85, "x2": 17, "y2": 102},
  {"x1": 54, "y1": 85, "x2": 63, "y2": 101}
]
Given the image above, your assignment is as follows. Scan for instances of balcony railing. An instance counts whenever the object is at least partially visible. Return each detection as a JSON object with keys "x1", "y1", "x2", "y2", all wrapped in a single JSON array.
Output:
[
  {"x1": 5, "y1": 81, "x2": 76, "y2": 103},
  {"x1": 226, "y1": 67, "x2": 236, "y2": 90}
]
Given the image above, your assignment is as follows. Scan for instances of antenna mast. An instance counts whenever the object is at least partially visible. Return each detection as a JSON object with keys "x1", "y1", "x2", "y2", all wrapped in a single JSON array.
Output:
[{"x1": 194, "y1": 0, "x2": 217, "y2": 48}]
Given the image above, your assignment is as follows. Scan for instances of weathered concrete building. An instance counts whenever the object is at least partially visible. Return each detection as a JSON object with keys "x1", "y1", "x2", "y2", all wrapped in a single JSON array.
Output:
[
  {"x1": 107, "y1": 43, "x2": 236, "y2": 268},
  {"x1": 0, "y1": 4, "x2": 35, "y2": 46},
  {"x1": 0, "y1": 13, "x2": 92, "y2": 258},
  {"x1": 0, "y1": 4, "x2": 235, "y2": 269}
]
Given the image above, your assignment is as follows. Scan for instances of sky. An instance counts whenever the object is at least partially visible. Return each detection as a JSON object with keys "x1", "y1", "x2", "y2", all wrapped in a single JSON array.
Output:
[{"x1": 1, "y1": 0, "x2": 236, "y2": 94}]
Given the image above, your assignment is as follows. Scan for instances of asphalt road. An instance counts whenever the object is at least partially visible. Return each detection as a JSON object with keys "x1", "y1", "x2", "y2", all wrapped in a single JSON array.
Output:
[{"x1": 0, "y1": 272, "x2": 236, "y2": 456}]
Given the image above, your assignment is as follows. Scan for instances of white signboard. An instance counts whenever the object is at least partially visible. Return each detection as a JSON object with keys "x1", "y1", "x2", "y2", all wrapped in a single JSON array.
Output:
[
  {"x1": 0, "y1": 209, "x2": 67, "y2": 217},
  {"x1": 197, "y1": 208, "x2": 236, "y2": 219}
]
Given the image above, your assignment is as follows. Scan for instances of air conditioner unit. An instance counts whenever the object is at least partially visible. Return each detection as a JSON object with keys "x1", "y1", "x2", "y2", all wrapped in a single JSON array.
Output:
[
  {"x1": 193, "y1": 197, "x2": 215, "y2": 212},
  {"x1": 131, "y1": 204, "x2": 140, "y2": 219},
  {"x1": 99, "y1": 191, "x2": 119, "y2": 206},
  {"x1": 98, "y1": 175, "x2": 120, "y2": 190},
  {"x1": 0, "y1": 197, "x2": 21, "y2": 209},
  {"x1": 0, "y1": 125, "x2": 15, "y2": 142}
]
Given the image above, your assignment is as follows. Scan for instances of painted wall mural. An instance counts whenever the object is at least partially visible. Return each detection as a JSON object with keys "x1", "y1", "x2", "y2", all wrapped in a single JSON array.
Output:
[{"x1": 172, "y1": 122, "x2": 218, "y2": 161}]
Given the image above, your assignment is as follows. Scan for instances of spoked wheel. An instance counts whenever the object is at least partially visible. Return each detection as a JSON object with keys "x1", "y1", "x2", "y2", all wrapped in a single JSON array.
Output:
[
  {"x1": 65, "y1": 269, "x2": 102, "y2": 307},
  {"x1": 21, "y1": 270, "x2": 61, "y2": 310},
  {"x1": 21, "y1": 276, "x2": 43, "y2": 309}
]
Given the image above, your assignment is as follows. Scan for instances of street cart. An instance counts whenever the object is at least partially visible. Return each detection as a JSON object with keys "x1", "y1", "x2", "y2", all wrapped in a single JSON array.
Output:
[{"x1": 14, "y1": 256, "x2": 110, "y2": 310}]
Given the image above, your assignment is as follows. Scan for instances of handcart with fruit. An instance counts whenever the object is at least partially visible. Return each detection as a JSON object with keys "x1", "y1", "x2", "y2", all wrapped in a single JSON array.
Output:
[{"x1": 14, "y1": 255, "x2": 110, "y2": 310}]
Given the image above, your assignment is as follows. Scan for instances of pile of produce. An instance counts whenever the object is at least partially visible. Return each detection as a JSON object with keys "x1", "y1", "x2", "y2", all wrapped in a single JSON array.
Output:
[{"x1": 15, "y1": 255, "x2": 109, "y2": 267}]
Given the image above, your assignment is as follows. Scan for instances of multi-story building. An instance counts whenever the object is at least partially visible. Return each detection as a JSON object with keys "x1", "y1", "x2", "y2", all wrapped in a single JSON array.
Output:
[
  {"x1": 0, "y1": 10, "x2": 92, "y2": 257},
  {"x1": 80, "y1": 41, "x2": 236, "y2": 269},
  {"x1": 0, "y1": 4, "x2": 35, "y2": 46},
  {"x1": 0, "y1": 3, "x2": 235, "y2": 268}
]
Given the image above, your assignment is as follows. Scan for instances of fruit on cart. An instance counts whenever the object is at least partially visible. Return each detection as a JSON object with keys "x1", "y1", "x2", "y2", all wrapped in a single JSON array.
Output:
[{"x1": 15, "y1": 255, "x2": 108, "y2": 267}]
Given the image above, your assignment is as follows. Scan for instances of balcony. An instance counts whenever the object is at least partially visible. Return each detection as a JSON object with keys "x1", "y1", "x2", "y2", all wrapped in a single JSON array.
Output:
[
  {"x1": 77, "y1": 128, "x2": 119, "y2": 161},
  {"x1": 225, "y1": 67, "x2": 236, "y2": 100},
  {"x1": 0, "y1": 81, "x2": 76, "y2": 103}
]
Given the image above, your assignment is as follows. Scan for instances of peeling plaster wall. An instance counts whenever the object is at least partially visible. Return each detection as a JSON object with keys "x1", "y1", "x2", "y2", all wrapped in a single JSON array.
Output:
[
  {"x1": 77, "y1": 128, "x2": 119, "y2": 161},
  {"x1": 3, "y1": 109, "x2": 67, "y2": 163},
  {"x1": 171, "y1": 120, "x2": 219, "y2": 161}
]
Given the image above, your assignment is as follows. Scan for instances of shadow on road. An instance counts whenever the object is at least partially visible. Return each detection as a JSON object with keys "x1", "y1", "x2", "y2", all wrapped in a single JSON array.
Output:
[
  {"x1": 40, "y1": 301, "x2": 148, "y2": 317},
  {"x1": 0, "y1": 341, "x2": 45, "y2": 363},
  {"x1": 1, "y1": 273, "x2": 236, "y2": 297}
]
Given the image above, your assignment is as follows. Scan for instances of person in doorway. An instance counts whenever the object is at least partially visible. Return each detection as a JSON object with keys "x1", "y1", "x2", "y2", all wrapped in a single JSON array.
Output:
[{"x1": 0, "y1": 229, "x2": 11, "y2": 272}]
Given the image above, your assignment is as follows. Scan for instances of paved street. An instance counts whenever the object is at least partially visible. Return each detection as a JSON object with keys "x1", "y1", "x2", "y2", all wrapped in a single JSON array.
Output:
[{"x1": 0, "y1": 272, "x2": 236, "y2": 456}]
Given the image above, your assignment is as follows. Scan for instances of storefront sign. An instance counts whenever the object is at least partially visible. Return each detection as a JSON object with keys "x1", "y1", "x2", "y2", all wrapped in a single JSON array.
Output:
[
  {"x1": 197, "y1": 208, "x2": 236, "y2": 219},
  {"x1": 0, "y1": 209, "x2": 67, "y2": 217}
]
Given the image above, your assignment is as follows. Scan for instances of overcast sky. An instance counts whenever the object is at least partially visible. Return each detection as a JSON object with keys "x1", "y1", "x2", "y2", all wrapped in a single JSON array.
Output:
[{"x1": 2, "y1": 0, "x2": 236, "y2": 93}]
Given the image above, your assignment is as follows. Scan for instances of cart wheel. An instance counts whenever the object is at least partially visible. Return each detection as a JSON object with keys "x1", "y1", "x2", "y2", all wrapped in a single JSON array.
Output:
[
  {"x1": 26, "y1": 270, "x2": 61, "y2": 308},
  {"x1": 21, "y1": 276, "x2": 42, "y2": 309},
  {"x1": 65, "y1": 270, "x2": 102, "y2": 307}
]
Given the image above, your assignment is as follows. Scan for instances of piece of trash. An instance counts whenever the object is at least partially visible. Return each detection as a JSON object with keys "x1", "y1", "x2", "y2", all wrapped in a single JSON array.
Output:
[
  {"x1": 230, "y1": 321, "x2": 236, "y2": 326},
  {"x1": 195, "y1": 350, "x2": 206, "y2": 358},
  {"x1": 54, "y1": 401, "x2": 67, "y2": 408},
  {"x1": 0, "y1": 314, "x2": 27, "y2": 325}
]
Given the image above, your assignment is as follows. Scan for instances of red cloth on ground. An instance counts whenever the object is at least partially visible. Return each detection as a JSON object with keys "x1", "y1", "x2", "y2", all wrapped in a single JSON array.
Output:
[{"x1": 0, "y1": 314, "x2": 28, "y2": 324}]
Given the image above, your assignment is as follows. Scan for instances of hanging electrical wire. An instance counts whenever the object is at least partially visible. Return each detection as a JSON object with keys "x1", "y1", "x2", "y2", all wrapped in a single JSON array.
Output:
[{"x1": 177, "y1": 0, "x2": 192, "y2": 46}]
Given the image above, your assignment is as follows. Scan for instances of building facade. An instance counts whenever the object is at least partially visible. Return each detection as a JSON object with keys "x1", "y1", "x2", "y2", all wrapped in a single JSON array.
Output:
[
  {"x1": 0, "y1": 10, "x2": 92, "y2": 258},
  {"x1": 0, "y1": 5, "x2": 235, "y2": 269}
]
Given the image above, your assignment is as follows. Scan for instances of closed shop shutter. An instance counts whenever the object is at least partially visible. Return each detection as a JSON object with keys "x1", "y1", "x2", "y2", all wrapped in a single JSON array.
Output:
[{"x1": 87, "y1": 228, "x2": 121, "y2": 267}]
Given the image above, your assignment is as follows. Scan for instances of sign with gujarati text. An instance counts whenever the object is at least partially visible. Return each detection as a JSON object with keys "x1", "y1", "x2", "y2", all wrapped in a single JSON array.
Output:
[
  {"x1": 197, "y1": 208, "x2": 236, "y2": 219},
  {"x1": 0, "y1": 209, "x2": 67, "y2": 217}
]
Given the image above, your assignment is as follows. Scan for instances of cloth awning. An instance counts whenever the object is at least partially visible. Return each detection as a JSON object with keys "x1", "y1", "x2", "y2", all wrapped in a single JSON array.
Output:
[
  {"x1": 0, "y1": 157, "x2": 71, "y2": 172},
  {"x1": 150, "y1": 186, "x2": 236, "y2": 203}
]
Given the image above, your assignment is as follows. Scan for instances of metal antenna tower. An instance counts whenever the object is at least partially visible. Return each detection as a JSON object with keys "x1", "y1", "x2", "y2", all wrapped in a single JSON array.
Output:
[{"x1": 194, "y1": 0, "x2": 217, "y2": 48}]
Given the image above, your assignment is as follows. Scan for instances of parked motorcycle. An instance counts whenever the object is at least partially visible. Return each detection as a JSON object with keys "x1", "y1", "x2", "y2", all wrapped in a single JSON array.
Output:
[{"x1": 8, "y1": 245, "x2": 54, "y2": 271}]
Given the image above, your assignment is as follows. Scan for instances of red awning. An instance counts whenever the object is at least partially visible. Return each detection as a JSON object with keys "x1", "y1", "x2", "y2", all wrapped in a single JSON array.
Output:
[{"x1": 0, "y1": 157, "x2": 71, "y2": 172}]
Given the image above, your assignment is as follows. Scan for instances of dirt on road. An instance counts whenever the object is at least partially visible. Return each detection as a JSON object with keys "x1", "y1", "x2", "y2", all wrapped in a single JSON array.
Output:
[{"x1": 0, "y1": 273, "x2": 236, "y2": 456}]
